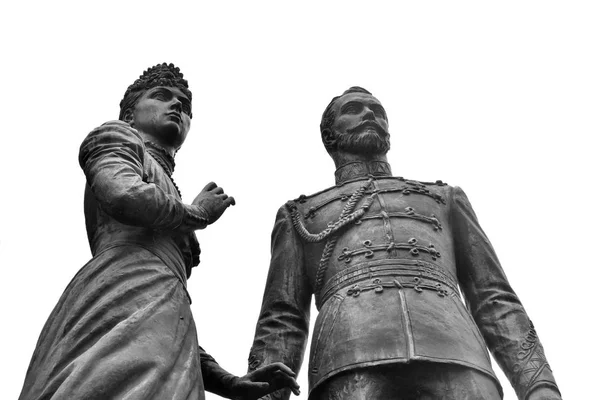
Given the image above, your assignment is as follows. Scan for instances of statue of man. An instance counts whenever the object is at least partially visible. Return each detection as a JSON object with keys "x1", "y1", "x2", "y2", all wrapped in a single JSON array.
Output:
[
  {"x1": 19, "y1": 63, "x2": 299, "y2": 400},
  {"x1": 248, "y1": 87, "x2": 561, "y2": 399}
]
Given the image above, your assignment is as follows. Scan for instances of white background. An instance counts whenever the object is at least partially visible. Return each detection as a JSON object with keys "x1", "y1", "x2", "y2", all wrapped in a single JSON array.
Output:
[{"x1": 1, "y1": 1, "x2": 598, "y2": 399}]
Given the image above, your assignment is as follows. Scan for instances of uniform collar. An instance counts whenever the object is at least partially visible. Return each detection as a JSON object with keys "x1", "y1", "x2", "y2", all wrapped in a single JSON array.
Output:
[{"x1": 335, "y1": 160, "x2": 392, "y2": 185}]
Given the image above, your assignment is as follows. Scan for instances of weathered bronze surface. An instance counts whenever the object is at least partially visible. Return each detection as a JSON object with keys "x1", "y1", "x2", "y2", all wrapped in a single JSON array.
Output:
[
  {"x1": 249, "y1": 87, "x2": 561, "y2": 400},
  {"x1": 19, "y1": 63, "x2": 299, "y2": 400}
]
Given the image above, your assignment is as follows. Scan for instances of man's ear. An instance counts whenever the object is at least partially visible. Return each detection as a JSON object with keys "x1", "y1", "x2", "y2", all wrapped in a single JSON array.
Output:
[{"x1": 322, "y1": 129, "x2": 336, "y2": 151}]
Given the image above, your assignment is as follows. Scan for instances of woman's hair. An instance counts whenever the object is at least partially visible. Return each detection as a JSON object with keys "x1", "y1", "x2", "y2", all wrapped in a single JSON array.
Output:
[{"x1": 119, "y1": 63, "x2": 192, "y2": 120}]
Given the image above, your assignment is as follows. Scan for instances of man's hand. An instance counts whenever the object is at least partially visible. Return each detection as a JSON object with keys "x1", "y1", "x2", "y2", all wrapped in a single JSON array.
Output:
[
  {"x1": 192, "y1": 182, "x2": 235, "y2": 225},
  {"x1": 230, "y1": 362, "x2": 300, "y2": 400}
]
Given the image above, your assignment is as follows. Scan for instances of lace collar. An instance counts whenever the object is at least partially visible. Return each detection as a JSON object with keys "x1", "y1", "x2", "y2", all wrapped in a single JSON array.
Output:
[{"x1": 145, "y1": 141, "x2": 176, "y2": 176}]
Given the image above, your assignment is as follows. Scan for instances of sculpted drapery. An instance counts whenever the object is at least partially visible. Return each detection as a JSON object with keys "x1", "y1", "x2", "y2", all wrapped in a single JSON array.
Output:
[
  {"x1": 20, "y1": 121, "x2": 209, "y2": 399},
  {"x1": 19, "y1": 63, "x2": 298, "y2": 400}
]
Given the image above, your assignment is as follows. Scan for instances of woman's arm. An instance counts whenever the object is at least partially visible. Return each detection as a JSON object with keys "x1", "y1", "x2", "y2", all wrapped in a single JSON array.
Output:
[{"x1": 79, "y1": 120, "x2": 208, "y2": 231}]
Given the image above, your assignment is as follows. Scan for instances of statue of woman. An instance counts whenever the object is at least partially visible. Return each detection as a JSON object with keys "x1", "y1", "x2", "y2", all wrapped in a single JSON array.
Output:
[{"x1": 19, "y1": 63, "x2": 299, "y2": 400}]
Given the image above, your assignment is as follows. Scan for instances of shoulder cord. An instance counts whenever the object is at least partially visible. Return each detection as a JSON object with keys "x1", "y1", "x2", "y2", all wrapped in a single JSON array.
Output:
[
  {"x1": 290, "y1": 178, "x2": 375, "y2": 243},
  {"x1": 289, "y1": 178, "x2": 375, "y2": 296}
]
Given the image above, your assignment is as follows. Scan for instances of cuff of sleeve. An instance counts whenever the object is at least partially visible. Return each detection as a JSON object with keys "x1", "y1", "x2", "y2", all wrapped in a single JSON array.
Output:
[
  {"x1": 518, "y1": 361, "x2": 561, "y2": 399},
  {"x1": 180, "y1": 204, "x2": 209, "y2": 231},
  {"x1": 525, "y1": 381, "x2": 561, "y2": 400}
]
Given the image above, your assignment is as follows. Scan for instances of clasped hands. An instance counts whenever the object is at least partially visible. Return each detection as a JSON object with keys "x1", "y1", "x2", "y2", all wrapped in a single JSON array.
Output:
[
  {"x1": 229, "y1": 362, "x2": 300, "y2": 400},
  {"x1": 189, "y1": 185, "x2": 300, "y2": 398}
]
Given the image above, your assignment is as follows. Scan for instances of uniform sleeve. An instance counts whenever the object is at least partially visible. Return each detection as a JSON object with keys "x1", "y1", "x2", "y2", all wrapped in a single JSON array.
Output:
[
  {"x1": 248, "y1": 204, "x2": 312, "y2": 400},
  {"x1": 451, "y1": 186, "x2": 560, "y2": 400},
  {"x1": 79, "y1": 121, "x2": 207, "y2": 231}
]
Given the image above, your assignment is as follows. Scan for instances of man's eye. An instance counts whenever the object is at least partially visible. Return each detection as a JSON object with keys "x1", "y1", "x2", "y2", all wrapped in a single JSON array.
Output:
[
  {"x1": 345, "y1": 105, "x2": 359, "y2": 114},
  {"x1": 153, "y1": 93, "x2": 166, "y2": 100},
  {"x1": 372, "y1": 107, "x2": 385, "y2": 118},
  {"x1": 183, "y1": 104, "x2": 191, "y2": 114}
]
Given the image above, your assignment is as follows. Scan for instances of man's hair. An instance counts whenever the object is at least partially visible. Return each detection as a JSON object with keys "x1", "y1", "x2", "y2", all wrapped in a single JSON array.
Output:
[
  {"x1": 119, "y1": 63, "x2": 192, "y2": 121},
  {"x1": 320, "y1": 86, "x2": 374, "y2": 152}
]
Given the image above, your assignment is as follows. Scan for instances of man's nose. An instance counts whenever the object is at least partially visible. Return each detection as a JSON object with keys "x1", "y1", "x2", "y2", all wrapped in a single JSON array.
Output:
[{"x1": 362, "y1": 108, "x2": 376, "y2": 121}]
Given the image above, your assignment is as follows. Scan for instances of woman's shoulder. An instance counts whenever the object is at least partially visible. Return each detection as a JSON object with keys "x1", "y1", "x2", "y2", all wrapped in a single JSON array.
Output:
[{"x1": 79, "y1": 121, "x2": 146, "y2": 166}]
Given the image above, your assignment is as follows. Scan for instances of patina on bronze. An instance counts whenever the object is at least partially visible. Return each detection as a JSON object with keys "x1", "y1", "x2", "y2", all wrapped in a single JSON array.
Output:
[
  {"x1": 249, "y1": 87, "x2": 561, "y2": 399},
  {"x1": 19, "y1": 63, "x2": 299, "y2": 400}
]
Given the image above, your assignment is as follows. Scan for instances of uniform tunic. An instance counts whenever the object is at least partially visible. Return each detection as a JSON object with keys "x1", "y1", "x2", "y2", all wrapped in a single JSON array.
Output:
[
  {"x1": 20, "y1": 121, "x2": 208, "y2": 400},
  {"x1": 249, "y1": 160, "x2": 560, "y2": 400}
]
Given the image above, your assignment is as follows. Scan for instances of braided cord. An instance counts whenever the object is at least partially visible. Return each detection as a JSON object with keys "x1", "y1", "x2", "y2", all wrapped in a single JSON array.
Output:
[
  {"x1": 290, "y1": 197, "x2": 373, "y2": 243},
  {"x1": 312, "y1": 179, "x2": 375, "y2": 298},
  {"x1": 290, "y1": 179, "x2": 374, "y2": 242}
]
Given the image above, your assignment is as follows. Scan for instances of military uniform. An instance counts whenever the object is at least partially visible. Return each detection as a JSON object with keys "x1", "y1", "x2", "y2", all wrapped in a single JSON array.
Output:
[{"x1": 249, "y1": 160, "x2": 560, "y2": 400}]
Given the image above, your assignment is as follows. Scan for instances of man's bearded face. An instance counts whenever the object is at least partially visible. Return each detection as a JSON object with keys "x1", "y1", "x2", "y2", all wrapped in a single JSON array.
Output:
[{"x1": 331, "y1": 93, "x2": 390, "y2": 156}]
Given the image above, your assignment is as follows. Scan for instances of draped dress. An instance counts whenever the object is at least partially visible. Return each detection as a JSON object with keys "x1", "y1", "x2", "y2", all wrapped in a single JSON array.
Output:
[{"x1": 19, "y1": 121, "x2": 208, "y2": 400}]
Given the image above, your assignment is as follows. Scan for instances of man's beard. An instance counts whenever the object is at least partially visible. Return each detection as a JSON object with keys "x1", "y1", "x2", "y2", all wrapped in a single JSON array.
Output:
[{"x1": 335, "y1": 123, "x2": 391, "y2": 156}]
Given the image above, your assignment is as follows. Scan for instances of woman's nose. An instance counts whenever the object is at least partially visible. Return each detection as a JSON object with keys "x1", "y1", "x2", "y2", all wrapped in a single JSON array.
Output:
[{"x1": 170, "y1": 98, "x2": 182, "y2": 112}]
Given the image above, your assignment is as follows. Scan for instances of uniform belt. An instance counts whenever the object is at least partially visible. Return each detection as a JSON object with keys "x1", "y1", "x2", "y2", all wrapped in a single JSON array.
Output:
[{"x1": 317, "y1": 259, "x2": 459, "y2": 309}]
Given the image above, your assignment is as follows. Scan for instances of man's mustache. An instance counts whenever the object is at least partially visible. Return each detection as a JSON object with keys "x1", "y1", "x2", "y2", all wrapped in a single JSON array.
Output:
[{"x1": 348, "y1": 121, "x2": 388, "y2": 135}]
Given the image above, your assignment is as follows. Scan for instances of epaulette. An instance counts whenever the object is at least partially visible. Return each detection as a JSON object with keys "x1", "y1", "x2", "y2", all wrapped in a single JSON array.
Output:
[
  {"x1": 407, "y1": 178, "x2": 448, "y2": 186},
  {"x1": 291, "y1": 184, "x2": 339, "y2": 204},
  {"x1": 290, "y1": 178, "x2": 448, "y2": 205}
]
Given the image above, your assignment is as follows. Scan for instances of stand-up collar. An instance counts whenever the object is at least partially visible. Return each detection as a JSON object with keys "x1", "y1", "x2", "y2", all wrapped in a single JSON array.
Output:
[{"x1": 335, "y1": 160, "x2": 392, "y2": 185}]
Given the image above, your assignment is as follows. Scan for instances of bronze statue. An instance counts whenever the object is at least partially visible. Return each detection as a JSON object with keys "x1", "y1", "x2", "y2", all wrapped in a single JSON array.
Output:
[
  {"x1": 19, "y1": 63, "x2": 299, "y2": 400},
  {"x1": 248, "y1": 87, "x2": 561, "y2": 399}
]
